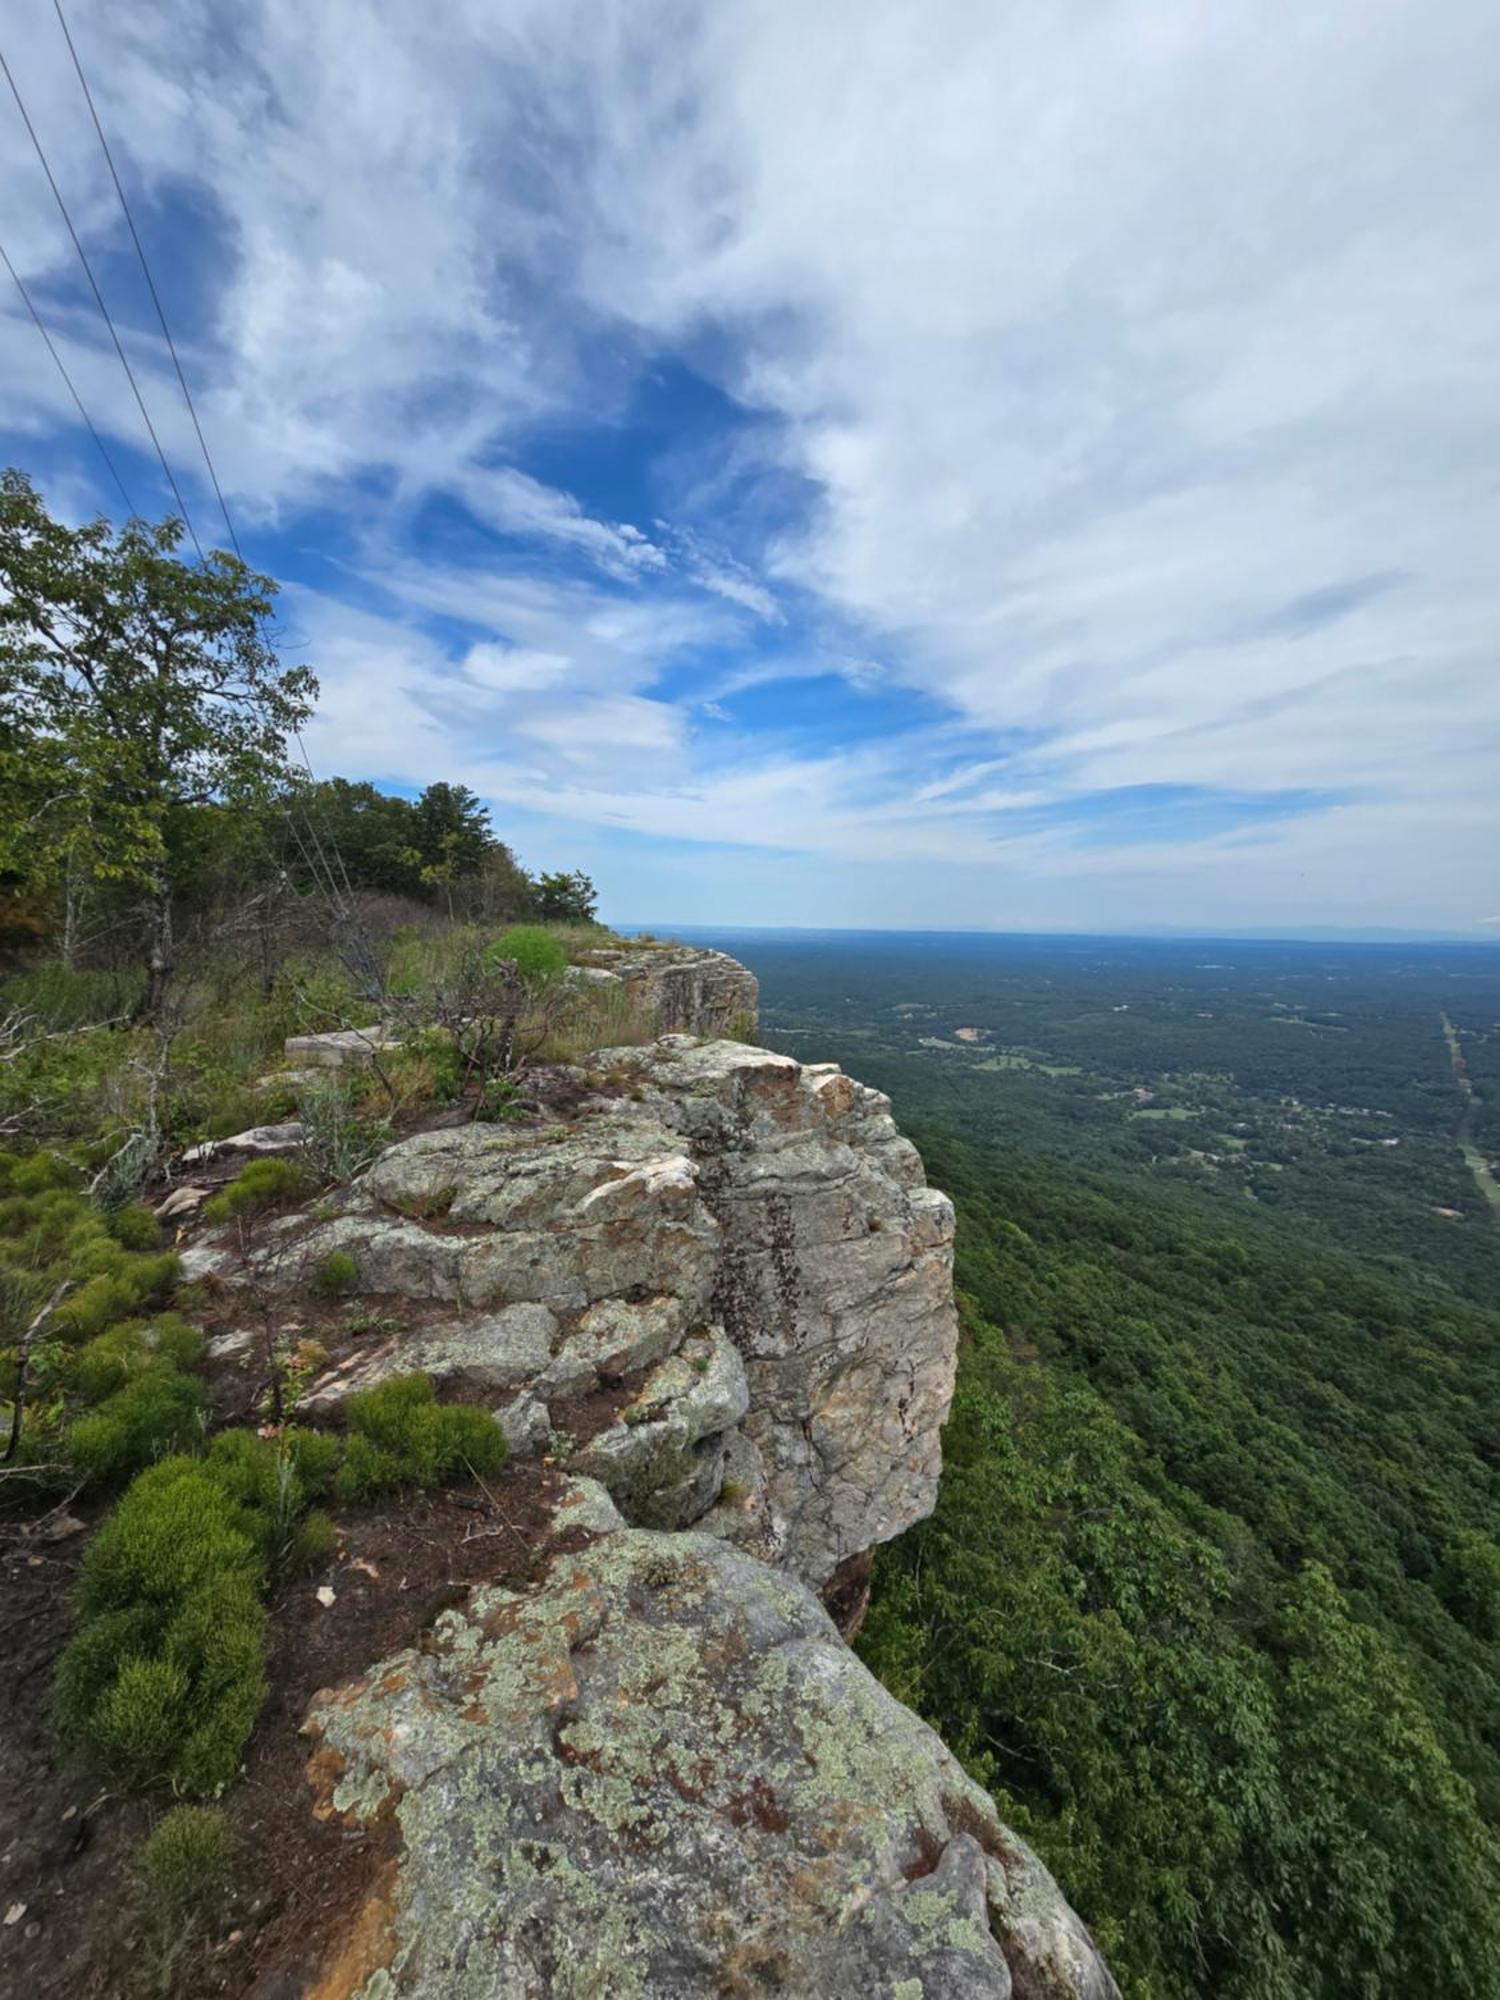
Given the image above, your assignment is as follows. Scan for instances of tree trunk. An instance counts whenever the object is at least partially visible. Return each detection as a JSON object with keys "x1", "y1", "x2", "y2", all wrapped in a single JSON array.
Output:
[
  {"x1": 142, "y1": 868, "x2": 175, "y2": 1020},
  {"x1": 60, "y1": 841, "x2": 85, "y2": 970}
]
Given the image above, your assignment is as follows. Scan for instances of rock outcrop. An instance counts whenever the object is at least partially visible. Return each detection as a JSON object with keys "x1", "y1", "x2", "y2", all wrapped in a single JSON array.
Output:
[
  {"x1": 305, "y1": 1496, "x2": 1118, "y2": 2000},
  {"x1": 279, "y1": 942, "x2": 758, "y2": 1072},
  {"x1": 572, "y1": 940, "x2": 760, "y2": 1039},
  {"x1": 186, "y1": 1036, "x2": 956, "y2": 1588},
  {"x1": 180, "y1": 946, "x2": 1115, "y2": 1997}
]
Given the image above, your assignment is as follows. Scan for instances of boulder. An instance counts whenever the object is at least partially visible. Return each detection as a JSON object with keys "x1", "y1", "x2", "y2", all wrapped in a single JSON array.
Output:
[
  {"x1": 179, "y1": 1121, "x2": 305, "y2": 1165},
  {"x1": 304, "y1": 1524, "x2": 1118, "y2": 2000},
  {"x1": 494, "y1": 1390, "x2": 553, "y2": 1461},
  {"x1": 571, "y1": 1326, "x2": 749, "y2": 1528},
  {"x1": 283, "y1": 1023, "x2": 403, "y2": 1070}
]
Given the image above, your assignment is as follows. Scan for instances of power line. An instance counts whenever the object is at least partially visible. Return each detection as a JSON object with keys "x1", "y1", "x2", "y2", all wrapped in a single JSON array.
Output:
[
  {"x1": 0, "y1": 232, "x2": 137, "y2": 518},
  {"x1": 50, "y1": 0, "x2": 241, "y2": 559},
  {"x1": 0, "y1": 40, "x2": 205, "y2": 558}
]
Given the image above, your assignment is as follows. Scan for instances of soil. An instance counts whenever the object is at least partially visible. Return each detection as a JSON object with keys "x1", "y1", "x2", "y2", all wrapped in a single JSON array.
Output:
[
  {"x1": 0, "y1": 1451, "x2": 604, "y2": 2000},
  {"x1": 0, "y1": 1089, "x2": 655, "y2": 1996}
]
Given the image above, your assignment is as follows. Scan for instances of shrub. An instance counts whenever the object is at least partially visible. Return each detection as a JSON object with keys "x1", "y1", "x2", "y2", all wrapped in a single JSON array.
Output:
[
  {"x1": 51, "y1": 1252, "x2": 182, "y2": 1343},
  {"x1": 489, "y1": 924, "x2": 568, "y2": 985},
  {"x1": 334, "y1": 1372, "x2": 506, "y2": 1500},
  {"x1": 201, "y1": 1157, "x2": 307, "y2": 1227},
  {"x1": 133, "y1": 1803, "x2": 236, "y2": 1978},
  {"x1": 66, "y1": 1367, "x2": 206, "y2": 1483},
  {"x1": 312, "y1": 1249, "x2": 359, "y2": 1297},
  {"x1": 72, "y1": 1314, "x2": 203, "y2": 1403},
  {"x1": 56, "y1": 1456, "x2": 269, "y2": 1793},
  {"x1": 106, "y1": 1203, "x2": 160, "y2": 1251},
  {"x1": 297, "y1": 1079, "x2": 392, "y2": 1183},
  {"x1": 289, "y1": 1507, "x2": 337, "y2": 1568}
]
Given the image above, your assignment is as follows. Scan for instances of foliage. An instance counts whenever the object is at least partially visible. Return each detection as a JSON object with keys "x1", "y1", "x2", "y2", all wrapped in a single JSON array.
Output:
[
  {"x1": 490, "y1": 923, "x2": 569, "y2": 984},
  {"x1": 534, "y1": 869, "x2": 598, "y2": 924},
  {"x1": 200, "y1": 1156, "x2": 308, "y2": 1227},
  {"x1": 295, "y1": 1078, "x2": 392, "y2": 1183},
  {"x1": 749, "y1": 930, "x2": 1500, "y2": 1999},
  {"x1": 311, "y1": 1248, "x2": 359, "y2": 1297},
  {"x1": 54, "y1": 1423, "x2": 343, "y2": 1792},
  {"x1": 0, "y1": 469, "x2": 317, "y2": 1014},
  {"x1": 131, "y1": 1805, "x2": 236, "y2": 1991},
  {"x1": 71, "y1": 1314, "x2": 203, "y2": 1402},
  {"x1": 55, "y1": 1456, "x2": 269, "y2": 1792},
  {"x1": 334, "y1": 1372, "x2": 506, "y2": 1499},
  {"x1": 66, "y1": 1367, "x2": 205, "y2": 1483}
]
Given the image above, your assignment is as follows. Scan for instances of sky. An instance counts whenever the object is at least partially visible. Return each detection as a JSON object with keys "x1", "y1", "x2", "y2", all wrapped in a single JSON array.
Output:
[{"x1": 2, "y1": 0, "x2": 1499, "y2": 939}]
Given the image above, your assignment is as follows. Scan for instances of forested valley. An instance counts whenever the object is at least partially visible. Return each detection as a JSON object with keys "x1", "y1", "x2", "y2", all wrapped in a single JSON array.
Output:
[{"x1": 690, "y1": 927, "x2": 1500, "y2": 1999}]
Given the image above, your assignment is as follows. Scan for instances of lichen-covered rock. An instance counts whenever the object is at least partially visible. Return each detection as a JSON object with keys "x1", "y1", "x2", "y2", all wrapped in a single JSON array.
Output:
[
  {"x1": 303, "y1": 1525, "x2": 1118, "y2": 2000},
  {"x1": 571, "y1": 1326, "x2": 749, "y2": 1528},
  {"x1": 574, "y1": 941, "x2": 759, "y2": 1038},
  {"x1": 181, "y1": 1035, "x2": 957, "y2": 1585}
]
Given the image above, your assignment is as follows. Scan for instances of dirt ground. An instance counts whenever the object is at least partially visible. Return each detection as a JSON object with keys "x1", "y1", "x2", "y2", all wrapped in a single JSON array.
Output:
[{"x1": 0, "y1": 1455, "x2": 586, "y2": 2000}]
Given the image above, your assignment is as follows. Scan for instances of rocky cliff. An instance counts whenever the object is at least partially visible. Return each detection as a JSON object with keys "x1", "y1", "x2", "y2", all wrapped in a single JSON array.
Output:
[
  {"x1": 185, "y1": 949, "x2": 1117, "y2": 1998},
  {"x1": 571, "y1": 941, "x2": 761, "y2": 1040}
]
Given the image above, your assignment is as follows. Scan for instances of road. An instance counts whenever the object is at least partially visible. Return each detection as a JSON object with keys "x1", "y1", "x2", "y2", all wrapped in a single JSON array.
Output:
[{"x1": 1440, "y1": 1013, "x2": 1500, "y2": 1220}]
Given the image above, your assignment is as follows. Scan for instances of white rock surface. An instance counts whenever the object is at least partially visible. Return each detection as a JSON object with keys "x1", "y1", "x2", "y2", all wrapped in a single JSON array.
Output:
[{"x1": 185, "y1": 1035, "x2": 957, "y2": 1588}]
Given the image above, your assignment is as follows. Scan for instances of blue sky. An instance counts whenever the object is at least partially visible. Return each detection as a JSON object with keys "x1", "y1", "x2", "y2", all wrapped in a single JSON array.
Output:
[{"x1": 2, "y1": 0, "x2": 1499, "y2": 937}]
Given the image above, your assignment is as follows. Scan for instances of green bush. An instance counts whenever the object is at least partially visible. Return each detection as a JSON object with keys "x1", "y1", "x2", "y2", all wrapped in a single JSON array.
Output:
[
  {"x1": 489, "y1": 924, "x2": 567, "y2": 985},
  {"x1": 137, "y1": 1800, "x2": 236, "y2": 1920},
  {"x1": 312, "y1": 1248, "x2": 359, "y2": 1297},
  {"x1": 200, "y1": 1156, "x2": 307, "y2": 1227},
  {"x1": 0, "y1": 1148, "x2": 82, "y2": 1196},
  {"x1": 289, "y1": 1506, "x2": 337, "y2": 1568},
  {"x1": 66, "y1": 1367, "x2": 205, "y2": 1483},
  {"x1": 56, "y1": 1456, "x2": 269, "y2": 1793},
  {"x1": 51, "y1": 1252, "x2": 182, "y2": 1343},
  {"x1": 72, "y1": 1314, "x2": 203, "y2": 1403},
  {"x1": 107, "y1": 1204, "x2": 161, "y2": 1251},
  {"x1": 334, "y1": 1372, "x2": 506, "y2": 1500}
]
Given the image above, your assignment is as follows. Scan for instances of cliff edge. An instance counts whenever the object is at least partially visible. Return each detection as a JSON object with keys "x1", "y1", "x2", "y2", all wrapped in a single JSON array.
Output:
[{"x1": 183, "y1": 947, "x2": 1117, "y2": 1999}]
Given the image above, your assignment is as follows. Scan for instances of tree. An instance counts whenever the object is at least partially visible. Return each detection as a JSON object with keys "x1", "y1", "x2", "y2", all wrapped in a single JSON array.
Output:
[
  {"x1": 534, "y1": 869, "x2": 598, "y2": 925},
  {"x1": 0, "y1": 472, "x2": 316, "y2": 1016}
]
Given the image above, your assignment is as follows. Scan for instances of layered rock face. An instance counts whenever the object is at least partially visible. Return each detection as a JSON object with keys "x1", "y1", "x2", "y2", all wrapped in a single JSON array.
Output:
[
  {"x1": 305, "y1": 1498, "x2": 1118, "y2": 2000},
  {"x1": 187, "y1": 1036, "x2": 954, "y2": 1588},
  {"x1": 573, "y1": 941, "x2": 760, "y2": 1038}
]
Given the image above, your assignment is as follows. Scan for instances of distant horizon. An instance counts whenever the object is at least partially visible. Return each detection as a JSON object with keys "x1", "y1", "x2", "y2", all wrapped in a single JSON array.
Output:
[{"x1": 621, "y1": 920, "x2": 1500, "y2": 951}]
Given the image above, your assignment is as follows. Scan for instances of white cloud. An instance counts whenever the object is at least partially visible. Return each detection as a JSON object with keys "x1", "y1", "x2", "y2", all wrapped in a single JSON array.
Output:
[
  {"x1": 457, "y1": 466, "x2": 664, "y2": 578},
  {"x1": 4, "y1": 0, "x2": 1500, "y2": 929}
]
